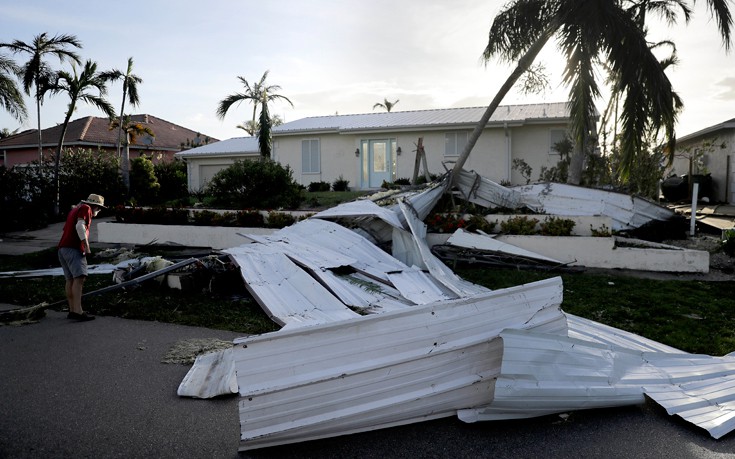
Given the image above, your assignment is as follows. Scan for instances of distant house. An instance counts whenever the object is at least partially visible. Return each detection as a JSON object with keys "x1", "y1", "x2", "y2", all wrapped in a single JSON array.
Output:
[
  {"x1": 174, "y1": 102, "x2": 577, "y2": 192},
  {"x1": 175, "y1": 136, "x2": 260, "y2": 191},
  {"x1": 272, "y1": 102, "x2": 575, "y2": 190},
  {"x1": 0, "y1": 114, "x2": 218, "y2": 168},
  {"x1": 669, "y1": 118, "x2": 735, "y2": 204}
]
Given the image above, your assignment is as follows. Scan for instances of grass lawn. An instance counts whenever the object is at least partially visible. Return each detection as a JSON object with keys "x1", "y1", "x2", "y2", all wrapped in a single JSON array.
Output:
[{"x1": 1, "y1": 249, "x2": 733, "y2": 356}]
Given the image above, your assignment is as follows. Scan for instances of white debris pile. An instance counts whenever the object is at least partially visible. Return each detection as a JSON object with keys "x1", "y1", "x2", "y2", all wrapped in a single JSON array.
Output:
[{"x1": 178, "y1": 171, "x2": 734, "y2": 450}]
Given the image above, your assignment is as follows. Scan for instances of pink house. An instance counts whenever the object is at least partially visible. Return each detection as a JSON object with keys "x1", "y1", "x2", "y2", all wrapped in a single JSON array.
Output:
[{"x1": 0, "y1": 114, "x2": 217, "y2": 168}]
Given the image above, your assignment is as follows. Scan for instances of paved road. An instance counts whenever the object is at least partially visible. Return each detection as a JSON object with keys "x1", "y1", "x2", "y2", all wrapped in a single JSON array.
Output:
[{"x1": 1, "y1": 310, "x2": 734, "y2": 459}]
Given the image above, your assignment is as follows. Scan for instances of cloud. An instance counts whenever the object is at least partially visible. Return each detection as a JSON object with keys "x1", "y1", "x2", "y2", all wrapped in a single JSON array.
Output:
[{"x1": 714, "y1": 77, "x2": 735, "y2": 100}]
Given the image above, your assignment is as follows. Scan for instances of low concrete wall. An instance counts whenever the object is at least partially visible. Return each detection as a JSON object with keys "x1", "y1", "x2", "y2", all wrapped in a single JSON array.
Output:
[
  {"x1": 97, "y1": 222, "x2": 275, "y2": 250},
  {"x1": 99, "y1": 223, "x2": 709, "y2": 273},
  {"x1": 496, "y1": 235, "x2": 709, "y2": 273}
]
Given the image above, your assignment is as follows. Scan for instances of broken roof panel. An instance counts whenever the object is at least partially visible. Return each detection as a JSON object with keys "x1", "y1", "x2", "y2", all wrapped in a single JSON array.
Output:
[
  {"x1": 458, "y1": 325, "x2": 735, "y2": 439},
  {"x1": 233, "y1": 277, "x2": 566, "y2": 451},
  {"x1": 516, "y1": 182, "x2": 675, "y2": 231},
  {"x1": 225, "y1": 248, "x2": 360, "y2": 328}
]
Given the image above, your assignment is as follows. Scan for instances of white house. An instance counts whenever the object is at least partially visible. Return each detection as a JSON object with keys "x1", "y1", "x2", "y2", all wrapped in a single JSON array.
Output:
[
  {"x1": 177, "y1": 102, "x2": 577, "y2": 191},
  {"x1": 176, "y1": 136, "x2": 260, "y2": 191},
  {"x1": 668, "y1": 118, "x2": 735, "y2": 204}
]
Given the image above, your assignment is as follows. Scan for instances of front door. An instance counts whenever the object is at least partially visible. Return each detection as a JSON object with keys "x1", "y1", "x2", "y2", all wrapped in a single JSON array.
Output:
[{"x1": 362, "y1": 139, "x2": 394, "y2": 188}]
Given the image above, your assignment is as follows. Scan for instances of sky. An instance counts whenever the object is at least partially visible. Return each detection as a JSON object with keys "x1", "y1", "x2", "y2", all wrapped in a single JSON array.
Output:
[{"x1": 1, "y1": 0, "x2": 734, "y2": 143}]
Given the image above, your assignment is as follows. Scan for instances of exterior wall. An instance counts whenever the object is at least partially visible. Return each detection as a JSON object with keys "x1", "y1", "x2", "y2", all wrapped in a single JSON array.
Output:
[
  {"x1": 669, "y1": 129, "x2": 735, "y2": 203},
  {"x1": 273, "y1": 122, "x2": 570, "y2": 190},
  {"x1": 183, "y1": 154, "x2": 260, "y2": 190}
]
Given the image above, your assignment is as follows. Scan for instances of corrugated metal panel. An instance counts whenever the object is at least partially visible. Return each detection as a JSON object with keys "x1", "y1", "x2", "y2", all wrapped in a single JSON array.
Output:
[
  {"x1": 398, "y1": 200, "x2": 490, "y2": 298},
  {"x1": 455, "y1": 169, "x2": 522, "y2": 209},
  {"x1": 233, "y1": 277, "x2": 566, "y2": 451},
  {"x1": 272, "y1": 103, "x2": 570, "y2": 135},
  {"x1": 226, "y1": 248, "x2": 360, "y2": 328},
  {"x1": 515, "y1": 183, "x2": 675, "y2": 230},
  {"x1": 177, "y1": 348, "x2": 238, "y2": 398},
  {"x1": 457, "y1": 326, "x2": 735, "y2": 440},
  {"x1": 446, "y1": 229, "x2": 563, "y2": 264}
]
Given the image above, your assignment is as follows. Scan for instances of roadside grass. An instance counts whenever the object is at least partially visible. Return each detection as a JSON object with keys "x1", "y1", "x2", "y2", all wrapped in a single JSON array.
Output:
[{"x1": 1, "y1": 250, "x2": 733, "y2": 356}]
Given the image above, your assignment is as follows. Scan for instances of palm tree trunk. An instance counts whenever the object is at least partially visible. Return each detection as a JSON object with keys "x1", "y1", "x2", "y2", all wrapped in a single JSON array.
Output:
[
  {"x1": 53, "y1": 107, "x2": 75, "y2": 216},
  {"x1": 119, "y1": 86, "x2": 129, "y2": 193},
  {"x1": 35, "y1": 93, "x2": 42, "y2": 162},
  {"x1": 449, "y1": 23, "x2": 558, "y2": 189}
]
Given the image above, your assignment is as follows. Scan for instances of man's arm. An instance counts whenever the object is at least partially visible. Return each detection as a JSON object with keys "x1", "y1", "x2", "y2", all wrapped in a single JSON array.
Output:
[{"x1": 75, "y1": 218, "x2": 91, "y2": 255}]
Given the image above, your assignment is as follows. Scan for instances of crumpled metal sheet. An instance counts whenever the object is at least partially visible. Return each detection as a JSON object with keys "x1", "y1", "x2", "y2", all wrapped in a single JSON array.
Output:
[
  {"x1": 457, "y1": 318, "x2": 735, "y2": 440},
  {"x1": 233, "y1": 277, "x2": 566, "y2": 451},
  {"x1": 515, "y1": 182, "x2": 675, "y2": 231}
]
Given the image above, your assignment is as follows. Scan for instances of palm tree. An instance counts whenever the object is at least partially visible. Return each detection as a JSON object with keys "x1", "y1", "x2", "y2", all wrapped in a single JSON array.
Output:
[
  {"x1": 48, "y1": 60, "x2": 116, "y2": 215},
  {"x1": 109, "y1": 115, "x2": 155, "y2": 175},
  {"x1": 0, "y1": 53, "x2": 27, "y2": 122},
  {"x1": 449, "y1": 0, "x2": 732, "y2": 187},
  {"x1": 0, "y1": 33, "x2": 82, "y2": 161},
  {"x1": 101, "y1": 57, "x2": 143, "y2": 191},
  {"x1": 373, "y1": 98, "x2": 399, "y2": 112},
  {"x1": 216, "y1": 71, "x2": 293, "y2": 158},
  {"x1": 236, "y1": 114, "x2": 284, "y2": 136}
]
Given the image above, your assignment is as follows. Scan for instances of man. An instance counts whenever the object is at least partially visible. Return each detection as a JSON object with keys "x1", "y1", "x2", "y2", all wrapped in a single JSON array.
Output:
[{"x1": 57, "y1": 193, "x2": 106, "y2": 321}]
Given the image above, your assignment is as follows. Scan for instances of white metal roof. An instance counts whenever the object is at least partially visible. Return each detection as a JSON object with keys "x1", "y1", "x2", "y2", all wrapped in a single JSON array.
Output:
[
  {"x1": 273, "y1": 102, "x2": 571, "y2": 135},
  {"x1": 174, "y1": 136, "x2": 260, "y2": 158}
]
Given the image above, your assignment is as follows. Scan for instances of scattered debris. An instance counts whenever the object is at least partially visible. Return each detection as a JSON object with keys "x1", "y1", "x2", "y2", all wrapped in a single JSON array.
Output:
[{"x1": 176, "y1": 171, "x2": 734, "y2": 449}]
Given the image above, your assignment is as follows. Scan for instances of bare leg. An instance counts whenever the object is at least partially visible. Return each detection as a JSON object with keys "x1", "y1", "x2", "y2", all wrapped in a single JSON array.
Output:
[
  {"x1": 69, "y1": 276, "x2": 86, "y2": 314},
  {"x1": 65, "y1": 278, "x2": 74, "y2": 312}
]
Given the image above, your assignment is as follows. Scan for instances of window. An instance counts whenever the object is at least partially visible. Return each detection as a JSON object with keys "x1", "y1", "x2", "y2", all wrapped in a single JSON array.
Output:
[
  {"x1": 302, "y1": 139, "x2": 320, "y2": 173},
  {"x1": 549, "y1": 129, "x2": 568, "y2": 155},
  {"x1": 445, "y1": 132, "x2": 468, "y2": 157}
]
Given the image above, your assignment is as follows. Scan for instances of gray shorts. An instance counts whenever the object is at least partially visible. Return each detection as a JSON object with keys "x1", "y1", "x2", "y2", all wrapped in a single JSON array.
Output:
[{"x1": 58, "y1": 247, "x2": 88, "y2": 279}]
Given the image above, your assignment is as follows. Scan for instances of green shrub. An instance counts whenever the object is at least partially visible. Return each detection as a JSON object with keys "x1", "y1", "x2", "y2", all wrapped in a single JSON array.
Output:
[
  {"x1": 236, "y1": 210, "x2": 265, "y2": 227},
  {"x1": 207, "y1": 159, "x2": 303, "y2": 209},
  {"x1": 58, "y1": 148, "x2": 126, "y2": 212},
  {"x1": 154, "y1": 158, "x2": 189, "y2": 203},
  {"x1": 308, "y1": 181, "x2": 331, "y2": 192},
  {"x1": 425, "y1": 213, "x2": 467, "y2": 233},
  {"x1": 590, "y1": 224, "x2": 612, "y2": 237},
  {"x1": 332, "y1": 175, "x2": 350, "y2": 192},
  {"x1": 464, "y1": 214, "x2": 497, "y2": 233},
  {"x1": 540, "y1": 217, "x2": 575, "y2": 236},
  {"x1": 500, "y1": 216, "x2": 539, "y2": 235},
  {"x1": 266, "y1": 211, "x2": 296, "y2": 228},
  {"x1": 394, "y1": 177, "x2": 411, "y2": 186},
  {"x1": 130, "y1": 156, "x2": 160, "y2": 205}
]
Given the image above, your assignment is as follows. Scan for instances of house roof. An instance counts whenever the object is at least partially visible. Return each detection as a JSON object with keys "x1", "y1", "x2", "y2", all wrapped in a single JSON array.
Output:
[
  {"x1": 676, "y1": 118, "x2": 735, "y2": 144},
  {"x1": 175, "y1": 136, "x2": 260, "y2": 158},
  {"x1": 272, "y1": 102, "x2": 573, "y2": 135},
  {"x1": 0, "y1": 114, "x2": 218, "y2": 151}
]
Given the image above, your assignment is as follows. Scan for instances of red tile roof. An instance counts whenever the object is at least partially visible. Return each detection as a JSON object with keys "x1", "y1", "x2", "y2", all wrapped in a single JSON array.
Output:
[{"x1": 0, "y1": 114, "x2": 218, "y2": 151}]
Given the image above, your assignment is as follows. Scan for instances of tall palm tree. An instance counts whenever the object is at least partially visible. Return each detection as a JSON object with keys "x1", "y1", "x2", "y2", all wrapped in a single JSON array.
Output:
[
  {"x1": 449, "y1": 0, "x2": 732, "y2": 187},
  {"x1": 109, "y1": 115, "x2": 155, "y2": 173},
  {"x1": 373, "y1": 98, "x2": 399, "y2": 112},
  {"x1": 0, "y1": 33, "x2": 82, "y2": 161},
  {"x1": 0, "y1": 53, "x2": 27, "y2": 122},
  {"x1": 48, "y1": 60, "x2": 116, "y2": 215},
  {"x1": 216, "y1": 70, "x2": 293, "y2": 158},
  {"x1": 101, "y1": 57, "x2": 143, "y2": 191}
]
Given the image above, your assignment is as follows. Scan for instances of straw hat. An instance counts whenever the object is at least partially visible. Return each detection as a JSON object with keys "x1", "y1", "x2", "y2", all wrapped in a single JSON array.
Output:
[{"x1": 81, "y1": 193, "x2": 106, "y2": 208}]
